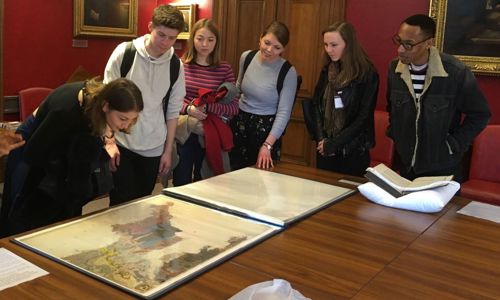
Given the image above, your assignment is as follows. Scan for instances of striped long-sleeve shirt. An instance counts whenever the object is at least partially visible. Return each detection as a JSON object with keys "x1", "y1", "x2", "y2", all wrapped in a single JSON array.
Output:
[
  {"x1": 410, "y1": 63, "x2": 428, "y2": 101},
  {"x1": 181, "y1": 61, "x2": 239, "y2": 119}
]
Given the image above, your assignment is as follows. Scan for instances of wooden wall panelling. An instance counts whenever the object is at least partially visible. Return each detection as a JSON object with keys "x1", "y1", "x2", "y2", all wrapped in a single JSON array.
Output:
[{"x1": 213, "y1": 0, "x2": 277, "y2": 77}]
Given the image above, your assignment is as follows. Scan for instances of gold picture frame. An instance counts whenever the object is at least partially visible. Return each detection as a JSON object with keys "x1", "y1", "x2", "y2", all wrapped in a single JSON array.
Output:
[
  {"x1": 429, "y1": 0, "x2": 500, "y2": 75},
  {"x1": 172, "y1": 4, "x2": 197, "y2": 40},
  {"x1": 73, "y1": 0, "x2": 138, "y2": 38}
]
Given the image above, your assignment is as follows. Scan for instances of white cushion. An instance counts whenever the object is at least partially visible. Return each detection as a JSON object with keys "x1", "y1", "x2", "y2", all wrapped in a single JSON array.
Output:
[{"x1": 358, "y1": 181, "x2": 460, "y2": 213}]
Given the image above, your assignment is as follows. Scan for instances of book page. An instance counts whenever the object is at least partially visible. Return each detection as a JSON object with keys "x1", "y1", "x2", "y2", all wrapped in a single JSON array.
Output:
[
  {"x1": 406, "y1": 175, "x2": 454, "y2": 189},
  {"x1": 368, "y1": 164, "x2": 411, "y2": 191},
  {"x1": 368, "y1": 164, "x2": 453, "y2": 192}
]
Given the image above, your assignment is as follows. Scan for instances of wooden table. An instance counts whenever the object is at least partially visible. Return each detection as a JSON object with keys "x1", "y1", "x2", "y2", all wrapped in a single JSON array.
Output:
[{"x1": 1, "y1": 162, "x2": 499, "y2": 299}]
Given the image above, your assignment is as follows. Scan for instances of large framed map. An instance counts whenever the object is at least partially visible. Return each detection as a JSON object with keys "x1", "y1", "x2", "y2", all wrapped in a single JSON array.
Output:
[
  {"x1": 13, "y1": 195, "x2": 280, "y2": 299},
  {"x1": 165, "y1": 167, "x2": 354, "y2": 226}
]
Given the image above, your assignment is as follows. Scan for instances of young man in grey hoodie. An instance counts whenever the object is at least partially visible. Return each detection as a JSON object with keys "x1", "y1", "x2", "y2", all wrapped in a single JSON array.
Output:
[{"x1": 104, "y1": 4, "x2": 186, "y2": 205}]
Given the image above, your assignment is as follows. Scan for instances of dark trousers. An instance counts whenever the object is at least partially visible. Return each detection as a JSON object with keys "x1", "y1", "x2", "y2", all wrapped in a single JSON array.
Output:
[
  {"x1": 109, "y1": 145, "x2": 161, "y2": 206},
  {"x1": 316, "y1": 149, "x2": 370, "y2": 177},
  {"x1": 230, "y1": 110, "x2": 281, "y2": 170},
  {"x1": 172, "y1": 134, "x2": 204, "y2": 186}
]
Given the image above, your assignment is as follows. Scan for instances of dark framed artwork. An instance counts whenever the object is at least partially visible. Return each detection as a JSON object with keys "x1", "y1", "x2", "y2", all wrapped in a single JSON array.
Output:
[
  {"x1": 430, "y1": 0, "x2": 500, "y2": 75},
  {"x1": 171, "y1": 4, "x2": 196, "y2": 40},
  {"x1": 73, "y1": 0, "x2": 138, "y2": 38}
]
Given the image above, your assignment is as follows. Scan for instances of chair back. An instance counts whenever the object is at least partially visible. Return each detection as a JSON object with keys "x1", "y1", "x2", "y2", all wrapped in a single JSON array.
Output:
[
  {"x1": 469, "y1": 125, "x2": 500, "y2": 182},
  {"x1": 18, "y1": 87, "x2": 53, "y2": 121},
  {"x1": 370, "y1": 110, "x2": 394, "y2": 167}
]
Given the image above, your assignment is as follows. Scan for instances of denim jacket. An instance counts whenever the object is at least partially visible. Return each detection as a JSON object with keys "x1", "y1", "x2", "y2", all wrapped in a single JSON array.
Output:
[
  {"x1": 386, "y1": 47, "x2": 491, "y2": 174},
  {"x1": 312, "y1": 65, "x2": 379, "y2": 157}
]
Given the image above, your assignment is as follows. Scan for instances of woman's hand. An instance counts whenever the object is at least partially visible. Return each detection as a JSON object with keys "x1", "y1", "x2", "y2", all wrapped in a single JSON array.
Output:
[
  {"x1": 256, "y1": 144, "x2": 274, "y2": 169},
  {"x1": 317, "y1": 139, "x2": 325, "y2": 156},
  {"x1": 104, "y1": 137, "x2": 120, "y2": 171},
  {"x1": 187, "y1": 104, "x2": 208, "y2": 120},
  {"x1": 0, "y1": 131, "x2": 25, "y2": 157},
  {"x1": 317, "y1": 138, "x2": 335, "y2": 157}
]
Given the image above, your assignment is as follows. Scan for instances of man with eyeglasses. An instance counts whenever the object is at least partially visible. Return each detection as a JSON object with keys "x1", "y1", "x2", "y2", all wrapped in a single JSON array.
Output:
[{"x1": 386, "y1": 14, "x2": 491, "y2": 183}]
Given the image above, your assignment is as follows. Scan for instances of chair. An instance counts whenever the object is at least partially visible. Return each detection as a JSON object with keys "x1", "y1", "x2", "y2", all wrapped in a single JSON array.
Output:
[
  {"x1": 461, "y1": 125, "x2": 500, "y2": 205},
  {"x1": 370, "y1": 110, "x2": 394, "y2": 167},
  {"x1": 18, "y1": 87, "x2": 53, "y2": 121}
]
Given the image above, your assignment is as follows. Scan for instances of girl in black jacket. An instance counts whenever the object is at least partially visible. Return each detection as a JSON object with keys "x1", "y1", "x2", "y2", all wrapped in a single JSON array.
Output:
[{"x1": 311, "y1": 22, "x2": 379, "y2": 176}]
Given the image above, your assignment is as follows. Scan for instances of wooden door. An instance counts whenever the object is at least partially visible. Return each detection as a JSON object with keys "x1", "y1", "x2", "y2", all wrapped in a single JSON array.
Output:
[
  {"x1": 213, "y1": 0, "x2": 345, "y2": 166},
  {"x1": 213, "y1": 0, "x2": 276, "y2": 76},
  {"x1": 1, "y1": 0, "x2": 4, "y2": 121}
]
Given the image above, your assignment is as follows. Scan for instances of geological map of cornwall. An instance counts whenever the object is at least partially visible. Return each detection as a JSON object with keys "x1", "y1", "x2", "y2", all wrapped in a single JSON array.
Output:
[{"x1": 15, "y1": 195, "x2": 278, "y2": 297}]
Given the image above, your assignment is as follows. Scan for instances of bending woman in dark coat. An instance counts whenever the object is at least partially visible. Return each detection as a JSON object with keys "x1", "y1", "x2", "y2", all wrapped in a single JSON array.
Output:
[{"x1": 1, "y1": 78, "x2": 143, "y2": 236}]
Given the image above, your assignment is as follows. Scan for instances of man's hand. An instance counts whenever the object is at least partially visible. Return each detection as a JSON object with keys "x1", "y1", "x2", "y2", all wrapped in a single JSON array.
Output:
[{"x1": 158, "y1": 150, "x2": 172, "y2": 175}]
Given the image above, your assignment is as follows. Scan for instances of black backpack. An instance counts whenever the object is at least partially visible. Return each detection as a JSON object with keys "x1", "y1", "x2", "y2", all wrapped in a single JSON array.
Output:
[{"x1": 120, "y1": 41, "x2": 180, "y2": 121}]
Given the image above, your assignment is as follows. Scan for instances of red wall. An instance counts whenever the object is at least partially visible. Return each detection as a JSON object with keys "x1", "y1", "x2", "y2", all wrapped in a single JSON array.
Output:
[
  {"x1": 4, "y1": 0, "x2": 499, "y2": 123},
  {"x1": 346, "y1": 0, "x2": 500, "y2": 124},
  {"x1": 3, "y1": 0, "x2": 212, "y2": 96}
]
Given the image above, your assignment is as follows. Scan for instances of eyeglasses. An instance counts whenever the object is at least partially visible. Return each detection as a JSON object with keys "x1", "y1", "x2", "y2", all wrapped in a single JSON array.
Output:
[{"x1": 392, "y1": 34, "x2": 432, "y2": 50}]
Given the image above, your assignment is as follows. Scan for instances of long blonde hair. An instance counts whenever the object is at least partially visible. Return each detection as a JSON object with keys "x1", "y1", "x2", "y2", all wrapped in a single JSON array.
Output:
[{"x1": 322, "y1": 22, "x2": 375, "y2": 85}]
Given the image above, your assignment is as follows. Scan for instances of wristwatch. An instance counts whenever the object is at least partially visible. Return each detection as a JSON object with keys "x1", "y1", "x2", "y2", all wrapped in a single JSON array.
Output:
[{"x1": 263, "y1": 142, "x2": 272, "y2": 151}]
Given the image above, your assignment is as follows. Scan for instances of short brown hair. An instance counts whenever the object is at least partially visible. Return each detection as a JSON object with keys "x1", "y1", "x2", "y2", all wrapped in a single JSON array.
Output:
[
  {"x1": 261, "y1": 21, "x2": 290, "y2": 47},
  {"x1": 151, "y1": 4, "x2": 185, "y2": 32}
]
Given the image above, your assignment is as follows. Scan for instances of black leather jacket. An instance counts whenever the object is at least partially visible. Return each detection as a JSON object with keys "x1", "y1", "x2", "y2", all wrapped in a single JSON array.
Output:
[
  {"x1": 311, "y1": 65, "x2": 379, "y2": 156},
  {"x1": 386, "y1": 48, "x2": 491, "y2": 174}
]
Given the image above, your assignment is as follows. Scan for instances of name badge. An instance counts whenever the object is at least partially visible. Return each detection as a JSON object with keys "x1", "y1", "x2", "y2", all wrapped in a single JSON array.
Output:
[{"x1": 334, "y1": 96, "x2": 344, "y2": 108}]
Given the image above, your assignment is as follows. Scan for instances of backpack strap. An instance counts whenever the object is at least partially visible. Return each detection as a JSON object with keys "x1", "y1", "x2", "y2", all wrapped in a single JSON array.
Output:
[
  {"x1": 241, "y1": 49, "x2": 258, "y2": 84},
  {"x1": 162, "y1": 53, "x2": 181, "y2": 121},
  {"x1": 277, "y1": 60, "x2": 292, "y2": 95},
  {"x1": 120, "y1": 41, "x2": 135, "y2": 78}
]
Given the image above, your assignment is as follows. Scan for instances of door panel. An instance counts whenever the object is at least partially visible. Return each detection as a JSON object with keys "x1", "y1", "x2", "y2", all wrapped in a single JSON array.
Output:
[{"x1": 214, "y1": 0, "x2": 276, "y2": 77}]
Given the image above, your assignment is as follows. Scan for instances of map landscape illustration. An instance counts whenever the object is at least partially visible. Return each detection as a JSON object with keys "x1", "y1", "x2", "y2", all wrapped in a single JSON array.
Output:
[{"x1": 14, "y1": 195, "x2": 279, "y2": 299}]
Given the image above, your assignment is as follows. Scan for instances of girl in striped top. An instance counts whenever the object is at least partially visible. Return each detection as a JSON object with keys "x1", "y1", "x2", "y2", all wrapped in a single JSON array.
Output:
[{"x1": 172, "y1": 19, "x2": 238, "y2": 186}]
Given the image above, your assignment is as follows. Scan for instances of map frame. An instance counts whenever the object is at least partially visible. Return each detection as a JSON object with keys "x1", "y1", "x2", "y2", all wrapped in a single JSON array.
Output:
[{"x1": 12, "y1": 194, "x2": 281, "y2": 299}]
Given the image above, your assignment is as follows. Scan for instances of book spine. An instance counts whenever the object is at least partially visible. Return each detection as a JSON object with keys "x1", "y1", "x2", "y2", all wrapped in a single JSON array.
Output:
[{"x1": 364, "y1": 172, "x2": 403, "y2": 198}]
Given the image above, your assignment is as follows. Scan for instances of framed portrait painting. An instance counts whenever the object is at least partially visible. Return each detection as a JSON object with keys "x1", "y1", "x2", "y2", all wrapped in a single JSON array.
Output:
[
  {"x1": 429, "y1": 0, "x2": 500, "y2": 75},
  {"x1": 172, "y1": 4, "x2": 197, "y2": 40},
  {"x1": 73, "y1": 0, "x2": 138, "y2": 38}
]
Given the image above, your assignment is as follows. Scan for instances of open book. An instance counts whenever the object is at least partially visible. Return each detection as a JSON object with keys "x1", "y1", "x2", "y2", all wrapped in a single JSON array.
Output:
[
  {"x1": 164, "y1": 167, "x2": 354, "y2": 227},
  {"x1": 364, "y1": 164, "x2": 454, "y2": 198}
]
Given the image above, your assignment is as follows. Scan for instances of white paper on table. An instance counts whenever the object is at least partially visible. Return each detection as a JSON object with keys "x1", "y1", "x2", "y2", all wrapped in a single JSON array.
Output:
[
  {"x1": 0, "y1": 248, "x2": 49, "y2": 291},
  {"x1": 457, "y1": 201, "x2": 500, "y2": 223}
]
